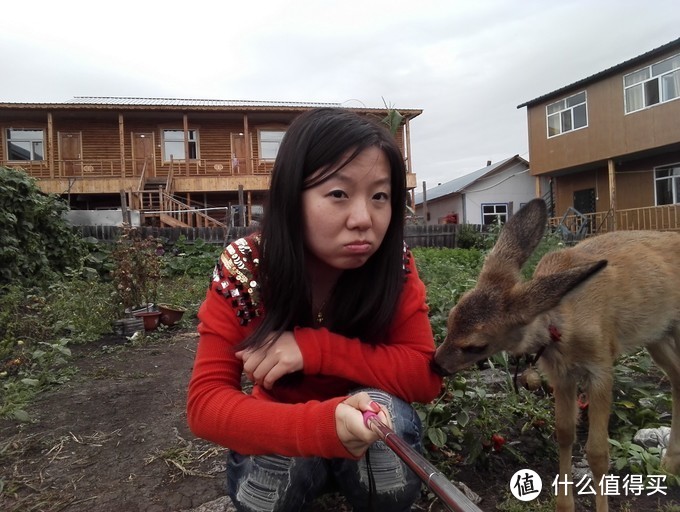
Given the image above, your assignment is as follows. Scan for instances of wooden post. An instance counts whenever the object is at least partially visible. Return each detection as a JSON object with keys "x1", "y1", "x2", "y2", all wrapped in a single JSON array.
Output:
[
  {"x1": 422, "y1": 181, "x2": 428, "y2": 226},
  {"x1": 247, "y1": 190, "x2": 252, "y2": 225},
  {"x1": 183, "y1": 113, "x2": 190, "y2": 176},
  {"x1": 119, "y1": 114, "x2": 126, "y2": 177},
  {"x1": 608, "y1": 158, "x2": 617, "y2": 231},
  {"x1": 238, "y1": 185, "x2": 246, "y2": 227},
  {"x1": 120, "y1": 189, "x2": 130, "y2": 225},
  {"x1": 47, "y1": 112, "x2": 54, "y2": 178},
  {"x1": 243, "y1": 115, "x2": 251, "y2": 175},
  {"x1": 405, "y1": 117, "x2": 413, "y2": 173}
]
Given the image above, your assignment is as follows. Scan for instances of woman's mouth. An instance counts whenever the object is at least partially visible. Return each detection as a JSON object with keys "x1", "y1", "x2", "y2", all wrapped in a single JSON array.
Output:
[{"x1": 345, "y1": 241, "x2": 372, "y2": 254}]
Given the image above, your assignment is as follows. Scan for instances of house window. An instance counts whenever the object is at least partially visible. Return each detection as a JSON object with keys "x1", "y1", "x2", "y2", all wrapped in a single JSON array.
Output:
[
  {"x1": 6, "y1": 128, "x2": 44, "y2": 161},
  {"x1": 162, "y1": 129, "x2": 198, "y2": 161},
  {"x1": 655, "y1": 164, "x2": 680, "y2": 205},
  {"x1": 624, "y1": 53, "x2": 680, "y2": 113},
  {"x1": 546, "y1": 91, "x2": 587, "y2": 137},
  {"x1": 481, "y1": 203, "x2": 508, "y2": 225},
  {"x1": 259, "y1": 130, "x2": 285, "y2": 160}
]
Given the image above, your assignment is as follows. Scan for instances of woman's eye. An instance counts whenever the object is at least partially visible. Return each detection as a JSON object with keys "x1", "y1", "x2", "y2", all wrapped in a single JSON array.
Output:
[
  {"x1": 373, "y1": 192, "x2": 390, "y2": 201},
  {"x1": 328, "y1": 190, "x2": 347, "y2": 199}
]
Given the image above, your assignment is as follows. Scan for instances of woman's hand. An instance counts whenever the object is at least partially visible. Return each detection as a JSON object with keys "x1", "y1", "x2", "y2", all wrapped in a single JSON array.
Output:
[
  {"x1": 235, "y1": 332, "x2": 303, "y2": 389},
  {"x1": 335, "y1": 393, "x2": 392, "y2": 457}
]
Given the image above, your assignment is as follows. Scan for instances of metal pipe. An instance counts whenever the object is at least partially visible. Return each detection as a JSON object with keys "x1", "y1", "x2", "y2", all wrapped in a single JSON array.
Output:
[{"x1": 362, "y1": 411, "x2": 482, "y2": 512}]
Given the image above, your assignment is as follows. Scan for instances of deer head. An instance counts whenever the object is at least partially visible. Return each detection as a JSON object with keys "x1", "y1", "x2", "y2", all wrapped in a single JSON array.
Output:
[{"x1": 432, "y1": 198, "x2": 607, "y2": 375}]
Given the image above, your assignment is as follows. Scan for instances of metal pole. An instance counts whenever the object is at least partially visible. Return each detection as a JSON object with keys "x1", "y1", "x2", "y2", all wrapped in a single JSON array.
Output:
[{"x1": 363, "y1": 412, "x2": 482, "y2": 512}]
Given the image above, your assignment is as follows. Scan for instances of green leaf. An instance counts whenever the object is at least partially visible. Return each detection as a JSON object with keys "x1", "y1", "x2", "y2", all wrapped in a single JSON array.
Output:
[
  {"x1": 427, "y1": 427, "x2": 447, "y2": 447},
  {"x1": 12, "y1": 409, "x2": 31, "y2": 422},
  {"x1": 456, "y1": 410, "x2": 469, "y2": 427}
]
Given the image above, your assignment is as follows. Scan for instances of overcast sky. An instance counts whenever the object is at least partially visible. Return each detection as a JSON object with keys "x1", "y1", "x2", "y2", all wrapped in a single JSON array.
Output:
[{"x1": 1, "y1": 1, "x2": 678, "y2": 188}]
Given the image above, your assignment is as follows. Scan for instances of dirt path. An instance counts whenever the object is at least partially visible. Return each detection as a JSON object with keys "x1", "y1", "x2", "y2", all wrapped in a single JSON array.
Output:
[{"x1": 1, "y1": 330, "x2": 230, "y2": 512}]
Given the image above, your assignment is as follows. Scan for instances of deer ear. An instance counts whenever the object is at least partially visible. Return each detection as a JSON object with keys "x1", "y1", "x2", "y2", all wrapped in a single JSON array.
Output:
[
  {"x1": 517, "y1": 259, "x2": 608, "y2": 318},
  {"x1": 479, "y1": 199, "x2": 547, "y2": 286}
]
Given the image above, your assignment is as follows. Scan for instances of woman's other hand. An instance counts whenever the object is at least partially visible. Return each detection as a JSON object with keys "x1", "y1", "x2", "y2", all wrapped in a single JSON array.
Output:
[
  {"x1": 335, "y1": 393, "x2": 391, "y2": 457},
  {"x1": 236, "y1": 332, "x2": 303, "y2": 389}
]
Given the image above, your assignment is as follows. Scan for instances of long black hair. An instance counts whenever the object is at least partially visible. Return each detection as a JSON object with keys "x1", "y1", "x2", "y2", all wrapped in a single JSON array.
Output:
[{"x1": 241, "y1": 107, "x2": 407, "y2": 349}]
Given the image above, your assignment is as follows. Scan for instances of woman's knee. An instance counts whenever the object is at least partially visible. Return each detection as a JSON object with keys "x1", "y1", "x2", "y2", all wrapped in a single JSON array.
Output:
[
  {"x1": 227, "y1": 452, "x2": 328, "y2": 512},
  {"x1": 353, "y1": 388, "x2": 422, "y2": 447}
]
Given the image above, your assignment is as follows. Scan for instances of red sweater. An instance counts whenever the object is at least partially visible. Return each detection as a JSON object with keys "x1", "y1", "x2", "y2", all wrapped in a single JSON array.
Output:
[{"x1": 187, "y1": 234, "x2": 442, "y2": 459}]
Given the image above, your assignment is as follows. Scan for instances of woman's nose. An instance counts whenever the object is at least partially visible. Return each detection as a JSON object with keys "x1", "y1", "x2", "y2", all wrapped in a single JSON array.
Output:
[{"x1": 347, "y1": 200, "x2": 372, "y2": 230}]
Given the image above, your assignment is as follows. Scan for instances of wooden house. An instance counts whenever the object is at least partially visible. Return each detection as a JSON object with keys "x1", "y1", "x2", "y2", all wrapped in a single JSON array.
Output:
[
  {"x1": 518, "y1": 37, "x2": 680, "y2": 235},
  {"x1": 413, "y1": 155, "x2": 546, "y2": 225},
  {"x1": 0, "y1": 97, "x2": 421, "y2": 227}
]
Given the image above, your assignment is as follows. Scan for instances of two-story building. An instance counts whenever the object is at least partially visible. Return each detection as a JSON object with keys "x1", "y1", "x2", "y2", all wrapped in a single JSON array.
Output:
[
  {"x1": 0, "y1": 97, "x2": 420, "y2": 227},
  {"x1": 518, "y1": 37, "x2": 680, "y2": 234}
]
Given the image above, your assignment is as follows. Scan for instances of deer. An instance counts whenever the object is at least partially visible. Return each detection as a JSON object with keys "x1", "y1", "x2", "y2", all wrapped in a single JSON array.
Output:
[{"x1": 432, "y1": 198, "x2": 680, "y2": 512}]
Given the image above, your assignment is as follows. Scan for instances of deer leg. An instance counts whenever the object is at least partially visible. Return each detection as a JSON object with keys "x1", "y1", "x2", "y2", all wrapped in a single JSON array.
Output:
[
  {"x1": 584, "y1": 370, "x2": 613, "y2": 512},
  {"x1": 553, "y1": 378, "x2": 578, "y2": 512},
  {"x1": 647, "y1": 339, "x2": 680, "y2": 474}
]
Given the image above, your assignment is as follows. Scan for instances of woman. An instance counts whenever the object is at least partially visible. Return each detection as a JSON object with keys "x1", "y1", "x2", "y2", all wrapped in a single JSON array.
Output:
[{"x1": 187, "y1": 107, "x2": 442, "y2": 511}]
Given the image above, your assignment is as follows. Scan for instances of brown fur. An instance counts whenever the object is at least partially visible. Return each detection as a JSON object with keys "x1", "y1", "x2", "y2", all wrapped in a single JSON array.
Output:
[{"x1": 433, "y1": 198, "x2": 680, "y2": 512}]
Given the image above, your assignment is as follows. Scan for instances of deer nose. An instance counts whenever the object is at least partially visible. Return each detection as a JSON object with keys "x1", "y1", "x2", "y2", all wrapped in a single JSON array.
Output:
[{"x1": 430, "y1": 358, "x2": 451, "y2": 377}]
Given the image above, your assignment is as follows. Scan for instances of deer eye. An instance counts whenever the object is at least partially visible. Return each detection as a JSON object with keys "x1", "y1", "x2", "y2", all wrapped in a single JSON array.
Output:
[{"x1": 463, "y1": 345, "x2": 487, "y2": 354}]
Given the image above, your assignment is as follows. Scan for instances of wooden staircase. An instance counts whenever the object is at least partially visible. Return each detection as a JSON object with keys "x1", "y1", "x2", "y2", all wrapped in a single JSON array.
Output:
[{"x1": 128, "y1": 162, "x2": 227, "y2": 228}]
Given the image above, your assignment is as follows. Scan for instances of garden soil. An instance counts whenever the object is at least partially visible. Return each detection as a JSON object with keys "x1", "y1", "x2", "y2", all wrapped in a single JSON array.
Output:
[{"x1": 1, "y1": 326, "x2": 678, "y2": 512}]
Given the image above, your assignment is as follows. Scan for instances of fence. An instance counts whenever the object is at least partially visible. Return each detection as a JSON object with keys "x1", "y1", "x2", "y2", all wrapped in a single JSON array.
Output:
[
  {"x1": 75, "y1": 225, "x2": 256, "y2": 245},
  {"x1": 75, "y1": 223, "x2": 477, "y2": 248},
  {"x1": 404, "y1": 224, "x2": 471, "y2": 248}
]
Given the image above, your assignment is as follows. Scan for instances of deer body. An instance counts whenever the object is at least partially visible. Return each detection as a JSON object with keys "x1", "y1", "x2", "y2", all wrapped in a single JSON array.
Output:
[{"x1": 433, "y1": 199, "x2": 680, "y2": 512}]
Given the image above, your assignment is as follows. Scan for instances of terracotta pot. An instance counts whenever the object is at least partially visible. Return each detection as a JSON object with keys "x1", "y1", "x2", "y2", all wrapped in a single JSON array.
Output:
[
  {"x1": 158, "y1": 304, "x2": 186, "y2": 326},
  {"x1": 133, "y1": 310, "x2": 162, "y2": 331}
]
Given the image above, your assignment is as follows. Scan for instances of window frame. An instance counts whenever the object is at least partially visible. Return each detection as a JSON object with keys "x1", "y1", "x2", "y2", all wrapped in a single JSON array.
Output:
[
  {"x1": 161, "y1": 128, "x2": 199, "y2": 163},
  {"x1": 654, "y1": 162, "x2": 680, "y2": 206},
  {"x1": 545, "y1": 91, "x2": 588, "y2": 138},
  {"x1": 258, "y1": 129, "x2": 286, "y2": 161},
  {"x1": 624, "y1": 52, "x2": 680, "y2": 114},
  {"x1": 481, "y1": 203, "x2": 509, "y2": 226},
  {"x1": 5, "y1": 128, "x2": 45, "y2": 161}
]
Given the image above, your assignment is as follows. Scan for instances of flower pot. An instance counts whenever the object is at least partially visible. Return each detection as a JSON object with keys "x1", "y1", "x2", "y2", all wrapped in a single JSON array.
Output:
[
  {"x1": 125, "y1": 303, "x2": 156, "y2": 317},
  {"x1": 133, "y1": 310, "x2": 162, "y2": 331},
  {"x1": 158, "y1": 304, "x2": 186, "y2": 326}
]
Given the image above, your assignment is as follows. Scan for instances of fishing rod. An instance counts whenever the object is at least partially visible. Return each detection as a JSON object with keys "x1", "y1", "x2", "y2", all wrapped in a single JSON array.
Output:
[{"x1": 362, "y1": 411, "x2": 483, "y2": 512}]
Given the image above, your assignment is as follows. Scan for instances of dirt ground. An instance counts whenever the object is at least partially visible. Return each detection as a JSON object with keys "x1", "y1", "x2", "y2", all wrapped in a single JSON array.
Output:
[{"x1": 1, "y1": 325, "x2": 678, "y2": 512}]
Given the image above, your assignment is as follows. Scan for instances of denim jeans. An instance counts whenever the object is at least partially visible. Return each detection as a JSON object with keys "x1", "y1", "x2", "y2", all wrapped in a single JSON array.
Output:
[{"x1": 226, "y1": 388, "x2": 423, "y2": 512}]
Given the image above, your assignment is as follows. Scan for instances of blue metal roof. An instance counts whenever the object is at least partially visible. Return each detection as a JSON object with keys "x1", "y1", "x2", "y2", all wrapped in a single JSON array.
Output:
[{"x1": 414, "y1": 155, "x2": 525, "y2": 205}]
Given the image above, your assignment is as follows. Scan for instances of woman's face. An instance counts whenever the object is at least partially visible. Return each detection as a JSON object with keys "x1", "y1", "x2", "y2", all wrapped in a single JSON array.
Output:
[{"x1": 302, "y1": 146, "x2": 392, "y2": 276}]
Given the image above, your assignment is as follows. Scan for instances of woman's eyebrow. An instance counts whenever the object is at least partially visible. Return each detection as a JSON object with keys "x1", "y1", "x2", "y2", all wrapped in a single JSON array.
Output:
[{"x1": 329, "y1": 173, "x2": 391, "y2": 187}]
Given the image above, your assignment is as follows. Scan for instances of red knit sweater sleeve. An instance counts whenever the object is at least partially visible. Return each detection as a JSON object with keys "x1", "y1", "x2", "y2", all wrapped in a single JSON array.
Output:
[
  {"x1": 295, "y1": 252, "x2": 442, "y2": 403},
  {"x1": 186, "y1": 236, "x2": 352, "y2": 459}
]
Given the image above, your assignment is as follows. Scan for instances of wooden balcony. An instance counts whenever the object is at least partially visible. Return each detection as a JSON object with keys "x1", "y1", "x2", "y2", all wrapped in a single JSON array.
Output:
[{"x1": 0, "y1": 157, "x2": 275, "y2": 180}]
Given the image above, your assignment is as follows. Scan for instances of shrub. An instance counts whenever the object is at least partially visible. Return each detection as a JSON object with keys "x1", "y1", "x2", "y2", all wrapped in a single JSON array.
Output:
[{"x1": 0, "y1": 167, "x2": 85, "y2": 287}]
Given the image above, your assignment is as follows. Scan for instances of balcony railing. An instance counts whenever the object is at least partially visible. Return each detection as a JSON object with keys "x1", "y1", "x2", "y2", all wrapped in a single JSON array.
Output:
[
  {"x1": 549, "y1": 204, "x2": 680, "y2": 238},
  {"x1": 1, "y1": 157, "x2": 275, "y2": 179}
]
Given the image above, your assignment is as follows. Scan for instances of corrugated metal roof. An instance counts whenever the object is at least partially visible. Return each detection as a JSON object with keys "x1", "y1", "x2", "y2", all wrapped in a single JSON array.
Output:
[
  {"x1": 65, "y1": 96, "x2": 343, "y2": 108},
  {"x1": 517, "y1": 37, "x2": 680, "y2": 108},
  {"x1": 0, "y1": 96, "x2": 422, "y2": 118},
  {"x1": 414, "y1": 155, "x2": 524, "y2": 204}
]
